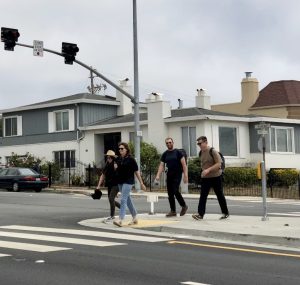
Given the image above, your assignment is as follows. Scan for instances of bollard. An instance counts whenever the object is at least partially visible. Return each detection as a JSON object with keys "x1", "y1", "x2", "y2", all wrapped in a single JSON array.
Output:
[{"x1": 146, "y1": 195, "x2": 158, "y2": 215}]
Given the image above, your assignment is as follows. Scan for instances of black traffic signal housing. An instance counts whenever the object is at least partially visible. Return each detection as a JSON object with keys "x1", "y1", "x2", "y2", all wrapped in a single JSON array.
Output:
[
  {"x1": 1, "y1": 27, "x2": 20, "y2": 51},
  {"x1": 61, "y1": 42, "x2": 79, "y2": 65}
]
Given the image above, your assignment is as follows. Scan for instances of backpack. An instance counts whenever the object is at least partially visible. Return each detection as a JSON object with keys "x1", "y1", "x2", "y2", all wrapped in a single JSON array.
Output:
[{"x1": 199, "y1": 147, "x2": 225, "y2": 174}]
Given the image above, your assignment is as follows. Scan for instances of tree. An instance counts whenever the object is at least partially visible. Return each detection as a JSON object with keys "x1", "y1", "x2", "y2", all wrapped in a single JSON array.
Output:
[{"x1": 129, "y1": 141, "x2": 161, "y2": 186}]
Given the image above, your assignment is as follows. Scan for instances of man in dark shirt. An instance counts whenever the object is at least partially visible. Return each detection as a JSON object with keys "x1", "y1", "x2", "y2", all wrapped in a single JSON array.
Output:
[{"x1": 155, "y1": 137, "x2": 188, "y2": 217}]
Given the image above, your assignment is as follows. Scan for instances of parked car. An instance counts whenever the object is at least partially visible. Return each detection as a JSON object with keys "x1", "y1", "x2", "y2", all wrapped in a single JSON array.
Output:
[{"x1": 0, "y1": 167, "x2": 49, "y2": 192}]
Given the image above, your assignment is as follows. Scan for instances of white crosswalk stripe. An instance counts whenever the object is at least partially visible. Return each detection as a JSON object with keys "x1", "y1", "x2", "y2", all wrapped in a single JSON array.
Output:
[
  {"x1": 0, "y1": 225, "x2": 172, "y2": 258},
  {"x1": 228, "y1": 197, "x2": 300, "y2": 205},
  {"x1": 268, "y1": 212, "x2": 300, "y2": 217},
  {"x1": 0, "y1": 225, "x2": 172, "y2": 242},
  {"x1": 0, "y1": 231, "x2": 126, "y2": 247},
  {"x1": 0, "y1": 240, "x2": 71, "y2": 252},
  {"x1": 0, "y1": 253, "x2": 11, "y2": 258}
]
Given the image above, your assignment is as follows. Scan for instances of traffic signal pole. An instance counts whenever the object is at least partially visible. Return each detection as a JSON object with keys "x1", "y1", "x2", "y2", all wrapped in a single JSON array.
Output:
[
  {"x1": 16, "y1": 42, "x2": 136, "y2": 103},
  {"x1": 3, "y1": 23, "x2": 142, "y2": 188}
]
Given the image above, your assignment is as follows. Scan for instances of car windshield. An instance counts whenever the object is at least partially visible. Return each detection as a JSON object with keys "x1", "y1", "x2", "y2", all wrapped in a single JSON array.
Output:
[{"x1": 18, "y1": 168, "x2": 37, "y2": 175}]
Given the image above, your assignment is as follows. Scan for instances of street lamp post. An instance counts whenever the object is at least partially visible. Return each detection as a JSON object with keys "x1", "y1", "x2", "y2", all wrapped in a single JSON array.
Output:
[{"x1": 133, "y1": 0, "x2": 142, "y2": 191}]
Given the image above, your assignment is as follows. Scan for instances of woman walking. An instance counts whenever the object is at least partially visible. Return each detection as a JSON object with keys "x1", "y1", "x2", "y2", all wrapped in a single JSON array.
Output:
[
  {"x1": 95, "y1": 150, "x2": 120, "y2": 223},
  {"x1": 113, "y1": 142, "x2": 146, "y2": 227}
]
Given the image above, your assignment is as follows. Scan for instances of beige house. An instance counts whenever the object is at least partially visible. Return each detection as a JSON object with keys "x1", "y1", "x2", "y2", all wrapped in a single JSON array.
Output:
[{"x1": 212, "y1": 72, "x2": 300, "y2": 119}]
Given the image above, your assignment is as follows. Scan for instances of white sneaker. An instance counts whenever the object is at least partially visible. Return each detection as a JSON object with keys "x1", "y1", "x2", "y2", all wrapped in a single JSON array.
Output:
[
  {"x1": 113, "y1": 220, "x2": 123, "y2": 227},
  {"x1": 128, "y1": 217, "x2": 138, "y2": 226},
  {"x1": 103, "y1": 216, "x2": 115, "y2": 224}
]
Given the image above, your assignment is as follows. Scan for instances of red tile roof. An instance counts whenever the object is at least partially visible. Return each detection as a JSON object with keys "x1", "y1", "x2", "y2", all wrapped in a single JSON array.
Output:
[{"x1": 251, "y1": 80, "x2": 300, "y2": 108}]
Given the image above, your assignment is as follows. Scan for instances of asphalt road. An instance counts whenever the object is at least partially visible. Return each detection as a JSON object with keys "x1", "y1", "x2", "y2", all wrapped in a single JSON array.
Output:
[{"x1": 0, "y1": 190, "x2": 299, "y2": 285}]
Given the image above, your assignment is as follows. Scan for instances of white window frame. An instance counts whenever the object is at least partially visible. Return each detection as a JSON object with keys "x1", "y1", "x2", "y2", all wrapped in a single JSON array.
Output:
[
  {"x1": 270, "y1": 126, "x2": 294, "y2": 153},
  {"x1": 54, "y1": 150, "x2": 76, "y2": 168},
  {"x1": 3, "y1": 116, "x2": 22, "y2": 137},
  {"x1": 48, "y1": 109, "x2": 74, "y2": 133},
  {"x1": 218, "y1": 126, "x2": 238, "y2": 157},
  {"x1": 181, "y1": 126, "x2": 197, "y2": 157}
]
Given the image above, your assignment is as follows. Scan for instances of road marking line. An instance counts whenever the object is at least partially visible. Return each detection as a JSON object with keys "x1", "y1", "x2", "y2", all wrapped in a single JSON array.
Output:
[
  {"x1": 168, "y1": 241, "x2": 300, "y2": 258},
  {"x1": 0, "y1": 231, "x2": 125, "y2": 247},
  {"x1": 0, "y1": 241, "x2": 71, "y2": 252},
  {"x1": 0, "y1": 253, "x2": 12, "y2": 257},
  {"x1": 0, "y1": 225, "x2": 172, "y2": 242},
  {"x1": 180, "y1": 281, "x2": 210, "y2": 285},
  {"x1": 268, "y1": 212, "x2": 300, "y2": 217}
]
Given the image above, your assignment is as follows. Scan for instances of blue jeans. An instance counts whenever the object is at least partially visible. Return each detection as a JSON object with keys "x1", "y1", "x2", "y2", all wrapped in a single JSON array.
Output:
[{"x1": 118, "y1": 183, "x2": 137, "y2": 220}]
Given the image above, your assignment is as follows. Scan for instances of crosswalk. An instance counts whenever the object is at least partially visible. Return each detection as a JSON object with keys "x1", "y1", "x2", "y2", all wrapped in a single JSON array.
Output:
[
  {"x1": 0, "y1": 225, "x2": 172, "y2": 259},
  {"x1": 228, "y1": 197, "x2": 300, "y2": 206}
]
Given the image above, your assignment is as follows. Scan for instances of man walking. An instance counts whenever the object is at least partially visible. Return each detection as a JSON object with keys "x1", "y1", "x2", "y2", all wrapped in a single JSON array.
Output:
[
  {"x1": 155, "y1": 137, "x2": 188, "y2": 217},
  {"x1": 192, "y1": 136, "x2": 229, "y2": 220}
]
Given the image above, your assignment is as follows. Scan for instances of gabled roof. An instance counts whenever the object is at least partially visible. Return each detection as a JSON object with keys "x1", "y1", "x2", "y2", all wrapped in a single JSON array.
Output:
[
  {"x1": 29, "y1": 93, "x2": 117, "y2": 106},
  {"x1": 0, "y1": 93, "x2": 119, "y2": 113},
  {"x1": 251, "y1": 80, "x2": 300, "y2": 108}
]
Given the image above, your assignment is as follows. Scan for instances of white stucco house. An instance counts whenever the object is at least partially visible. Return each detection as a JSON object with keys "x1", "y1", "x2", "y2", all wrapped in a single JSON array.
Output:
[{"x1": 1, "y1": 79, "x2": 300, "y2": 174}]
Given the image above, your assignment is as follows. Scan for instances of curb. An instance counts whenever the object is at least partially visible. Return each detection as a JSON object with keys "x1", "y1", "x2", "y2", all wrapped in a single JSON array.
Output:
[{"x1": 144, "y1": 226, "x2": 300, "y2": 248}]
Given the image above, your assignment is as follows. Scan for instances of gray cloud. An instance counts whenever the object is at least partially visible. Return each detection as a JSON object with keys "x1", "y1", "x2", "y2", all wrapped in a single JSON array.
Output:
[{"x1": 1, "y1": 0, "x2": 300, "y2": 110}]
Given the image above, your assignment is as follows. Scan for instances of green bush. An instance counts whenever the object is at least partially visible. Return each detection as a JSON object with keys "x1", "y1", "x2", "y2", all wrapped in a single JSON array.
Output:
[
  {"x1": 188, "y1": 157, "x2": 201, "y2": 185},
  {"x1": 223, "y1": 167, "x2": 258, "y2": 187},
  {"x1": 71, "y1": 174, "x2": 82, "y2": 186},
  {"x1": 40, "y1": 162, "x2": 61, "y2": 182},
  {"x1": 187, "y1": 159, "x2": 259, "y2": 187},
  {"x1": 8, "y1": 152, "x2": 41, "y2": 168},
  {"x1": 129, "y1": 141, "x2": 161, "y2": 186},
  {"x1": 268, "y1": 169, "x2": 299, "y2": 187}
]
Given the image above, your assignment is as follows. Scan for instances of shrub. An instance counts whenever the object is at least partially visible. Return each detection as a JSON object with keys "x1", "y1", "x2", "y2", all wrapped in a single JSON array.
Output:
[
  {"x1": 188, "y1": 157, "x2": 201, "y2": 185},
  {"x1": 223, "y1": 167, "x2": 258, "y2": 187},
  {"x1": 129, "y1": 141, "x2": 161, "y2": 186},
  {"x1": 268, "y1": 169, "x2": 299, "y2": 187}
]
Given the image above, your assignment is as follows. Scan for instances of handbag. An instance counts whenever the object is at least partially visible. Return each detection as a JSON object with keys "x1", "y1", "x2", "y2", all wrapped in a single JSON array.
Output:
[{"x1": 91, "y1": 188, "x2": 102, "y2": 200}]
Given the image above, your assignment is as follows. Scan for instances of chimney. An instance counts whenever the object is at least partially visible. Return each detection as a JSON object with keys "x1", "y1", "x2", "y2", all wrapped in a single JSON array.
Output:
[
  {"x1": 195, "y1": 88, "x2": 211, "y2": 109},
  {"x1": 178, "y1": 99, "x2": 183, "y2": 109},
  {"x1": 116, "y1": 78, "x2": 133, "y2": 116},
  {"x1": 241, "y1": 72, "x2": 259, "y2": 106},
  {"x1": 146, "y1": 92, "x2": 171, "y2": 149}
]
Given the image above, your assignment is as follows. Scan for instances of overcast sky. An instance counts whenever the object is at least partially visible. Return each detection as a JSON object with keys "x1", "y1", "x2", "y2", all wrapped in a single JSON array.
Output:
[{"x1": 1, "y1": 0, "x2": 300, "y2": 111}]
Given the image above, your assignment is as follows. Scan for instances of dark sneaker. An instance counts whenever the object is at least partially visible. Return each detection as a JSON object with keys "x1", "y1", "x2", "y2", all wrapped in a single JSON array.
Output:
[
  {"x1": 192, "y1": 213, "x2": 203, "y2": 220},
  {"x1": 180, "y1": 205, "x2": 188, "y2": 216},
  {"x1": 219, "y1": 214, "x2": 229, "y2": 220},
  {"x1": 166, "y1": 211, "x2": 177, "y2": 217}
]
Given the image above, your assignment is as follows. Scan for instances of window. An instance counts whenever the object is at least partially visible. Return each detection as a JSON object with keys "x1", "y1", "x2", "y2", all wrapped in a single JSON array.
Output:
[
  {"x1": 270, "y1": 127, "x2": 294, "y2": 153},
  {"x1": 4, "y1": 116, "x2": 22, "y2": 137},
  {"x1": 54, "y1": 150, "x2": 75, "y2": 168},
  {"x1": 181, "y1": 127, "x2": 197, "y2": 157},
  {"x1": 48, "y1": 110, "x2": 74, "y2": 133},
  {"x1": 219, "y1": 127, "x2": 237, "y2": 156},
  {"x1": 55, "y1": 111, "x2": 69, "y2": 131}
]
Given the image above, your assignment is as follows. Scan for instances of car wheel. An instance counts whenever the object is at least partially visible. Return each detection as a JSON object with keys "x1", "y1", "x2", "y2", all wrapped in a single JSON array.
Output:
[
  {"x1": 35, "y1": 188, "x2": 42, "y2": 193},
  {"x1": 12, "y1": 182, "x2": 20, "y2": 192}
]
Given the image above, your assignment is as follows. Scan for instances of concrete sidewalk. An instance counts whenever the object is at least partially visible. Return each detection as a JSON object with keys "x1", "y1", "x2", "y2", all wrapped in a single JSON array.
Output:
[{"x1": 46, "y1": 187, "x2": 300, "y2": 250}]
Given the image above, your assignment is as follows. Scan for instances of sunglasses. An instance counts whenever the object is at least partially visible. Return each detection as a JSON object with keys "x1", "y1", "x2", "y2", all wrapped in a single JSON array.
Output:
[
  {"x1": 165, "y1": 142, "x2": 173, "y2": 145},
  {"x1": 118, "y1": 147, "x2": 125, "y2": 150},
  {"x1": 107, "y1": 156, "x2": 113, "y2": 159}
]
